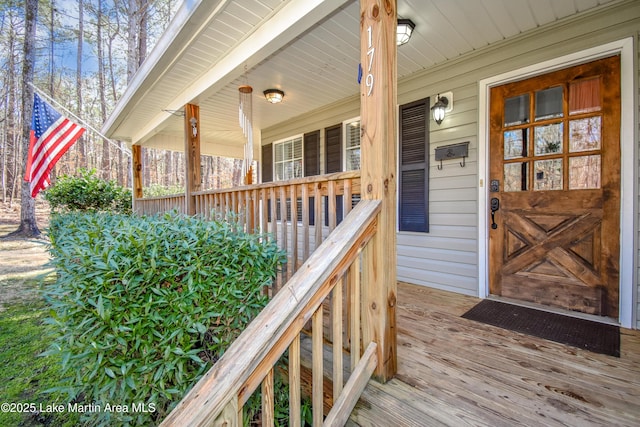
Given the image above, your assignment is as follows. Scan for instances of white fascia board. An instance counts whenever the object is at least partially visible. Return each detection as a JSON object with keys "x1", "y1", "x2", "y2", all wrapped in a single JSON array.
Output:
[{"x1": 130, "y1": 0, "x2": 350, "y2": 145}]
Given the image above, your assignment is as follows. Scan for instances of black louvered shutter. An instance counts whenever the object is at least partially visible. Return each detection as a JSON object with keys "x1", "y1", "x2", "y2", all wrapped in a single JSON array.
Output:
[
  {"x1": 262, "y1": 144, "x2": 273, "y2": 222},
  {"x1": 304, "y1": 131, "x2": 320, "y2": 176},
  {"x1": 324, "y1": 125, "x2": 344, "y2": 225},
  {"x1": 325, "y1": 124, "x2": 341, "y2": 173},
  {"x1": 399, "y1": 98, "x2": 429, "y2": 232},
  {"x1": 262, "y1": 143, "x2": 273, "y2": 183},
  {"x1": 304, "y1": 131, "x2": 320, "y2": 225}
]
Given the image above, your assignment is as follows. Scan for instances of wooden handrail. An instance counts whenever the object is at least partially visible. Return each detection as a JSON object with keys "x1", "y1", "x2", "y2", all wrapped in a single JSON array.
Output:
[
  {"x1": 135, "y1": 193, "x2": 184, "y2": 201},
  {"x1": 160, "y1": 199, "x2": 381, "y2": 426},
  {"x1": 191, "y1": 171, "x2": 360, "y2": 196}
]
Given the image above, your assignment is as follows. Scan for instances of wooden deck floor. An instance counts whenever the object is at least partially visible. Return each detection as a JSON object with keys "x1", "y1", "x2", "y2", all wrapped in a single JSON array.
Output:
[{"x1": 348, "y1": 282, "x2": 640, "y2": 426}]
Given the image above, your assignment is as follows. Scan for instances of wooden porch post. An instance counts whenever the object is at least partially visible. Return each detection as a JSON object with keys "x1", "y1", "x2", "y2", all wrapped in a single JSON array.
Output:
[
  {"x1": 359, "y1": 0, "x2": 397, "y2": 381},
  {"x1": 132, "y1": 144, "x2": 143, "y2": 211},
  {"x1": 184, "y1": 103, "x2": 202, "y2": 215}
]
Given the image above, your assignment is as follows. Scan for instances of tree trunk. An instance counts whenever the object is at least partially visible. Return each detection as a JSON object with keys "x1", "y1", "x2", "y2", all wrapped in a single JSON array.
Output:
[
  {"x1": 137, "y1": 0, "x2": 148, "y2": 68},
  {"x1": 126, "y1": 0, "x2": 138, "y2": 83},
  {"x1": 2, "y1": 16, "x2": 16, "y2": 203},
  {"x1": 75, "y1": 0, "x2": 86, "y2": 171},
  {"x1": 165, "y1": 151, "x2": 173, "y2": 187},
  {"x1": 48, "y1": 1, "x2": 55, "y2": 95},
  {"x1": 106, "y1": 4, "x2": 125, "y2": 185},
  {"x1": 13, "y1": 0, "x2": 40, "y2": 238},
  {"x1": 127, "y1": 0, "x2": 149, "y2": 82},
  {"x1": 47, "y1": 1, "x2": 58, "y2": 183},
  {"x1": 97, "y1": 0, "x2": 110, "y2": 180},
  {"x1": 142, "y1": 147, "x2": 150, "y2": 187}
]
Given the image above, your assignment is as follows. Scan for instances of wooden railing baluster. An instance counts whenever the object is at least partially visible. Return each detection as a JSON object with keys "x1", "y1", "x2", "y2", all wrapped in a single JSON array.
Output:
[
  {"x1": 328, "y1": 180, "x2": 337, "y2": 232},
  {"x1": 333, "y1": 277, "x2": 343, "y2": 400},
  {"x1": 301, "y1": 184, "x2": 310, "y2": 262},
  {"x1": 350, "y1": 255, "x2": 361, "y2": 371},
  {"x1": 312, "y1": 307, "x2": 324, "y2": 426},
  {"x1": 290, "y1": 184, "x2": 298, "y2": 274},
  {"x1": 260, "y1": 188, "x2": 268, "y2": 236},
  {"x1": 344, "y1": 178, "x2": 353, "y2": 216},
  {"x1": 270, "y1": 186, "x2": 277, "y2": 244},
  {"x1": 262, "y1": 368, "x2": 274, "y2": 427},
  {"x1": 289, "y1": 335, "x2": 301, "y2": 427},
  {"x1": 314, "y1": 182, "x2": 322, "y2": 247}
]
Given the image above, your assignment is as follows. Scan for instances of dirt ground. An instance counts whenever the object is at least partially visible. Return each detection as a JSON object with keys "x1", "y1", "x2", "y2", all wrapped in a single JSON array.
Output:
[{"x1": 0, "y1": 200, "x2": 53, "y2": 310}]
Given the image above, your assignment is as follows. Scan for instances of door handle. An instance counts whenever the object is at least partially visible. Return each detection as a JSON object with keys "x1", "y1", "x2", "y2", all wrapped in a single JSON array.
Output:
[{"x1": 490, "y1": 198, "x2": 500, "y2": 229}]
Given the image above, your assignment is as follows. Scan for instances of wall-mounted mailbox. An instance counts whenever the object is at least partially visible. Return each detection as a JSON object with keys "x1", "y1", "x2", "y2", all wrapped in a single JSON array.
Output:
[{"x1": 435, "y1": 141, "x2": 469, "y2": 170}]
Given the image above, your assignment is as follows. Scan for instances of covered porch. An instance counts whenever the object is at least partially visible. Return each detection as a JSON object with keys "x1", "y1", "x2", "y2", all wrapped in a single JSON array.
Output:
[
  {"x1": 351, "y1": 282, "x2": 640, "y2": 426},
  {"x1": 133, "y1": 174, "x2": 640, "y2": 426},
  {"x1": 101, "y1": 0, "x2": 640, "y2": 424}
]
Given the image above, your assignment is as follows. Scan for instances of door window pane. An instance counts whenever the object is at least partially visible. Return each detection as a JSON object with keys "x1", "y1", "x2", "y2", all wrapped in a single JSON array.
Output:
[
  {"x1": 535, "y1": 86, "x2": 563, "y2": 120},
  {"x1": 569, "y1": 117, "x2": 601, "y2": 152},
  {"x1": 569, "y1": 155, "x2": 601, "y2": 189},
  {"x1": 504, "y1": 129, "x2": 528, "y2": 159},
  {"x1": 504, "y1": 94, "x2": 529, "y2": 126},
  {"x1": 534, "y1": 159, "x2": 563, "y2": 191},
  {"x1": 569, "y1": 77, "x2": 601, "y2": 115},
  {"x1": 535, "y1": 123, "x2": 563, "y2": 155},
  {"x1": 504, "y1": 162, "x2": 528, "y2": 192}
]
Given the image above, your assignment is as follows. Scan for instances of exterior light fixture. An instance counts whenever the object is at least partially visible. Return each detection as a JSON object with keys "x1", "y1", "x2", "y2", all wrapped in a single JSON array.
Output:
[
  {"x1": 431, "y1": 94, "x2": 449, "y2": 125},
  {"x1": 263, "y1": 89, "x2": 284, "y2": 104},
  {"x1": 189, "y1": 117, "x2": 198, "y2": 137},
  {"x1": 397, "y1": 19, "x2": 415, "y2": 46}
]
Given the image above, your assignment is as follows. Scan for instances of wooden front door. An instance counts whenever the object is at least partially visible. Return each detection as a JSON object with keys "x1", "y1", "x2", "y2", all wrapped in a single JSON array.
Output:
[{"x1": 489, "y1": 56, "x2": 621, "y2": 317}]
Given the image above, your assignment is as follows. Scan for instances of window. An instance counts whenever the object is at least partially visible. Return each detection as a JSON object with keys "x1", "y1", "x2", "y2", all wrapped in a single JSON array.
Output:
[
  {"x1": 266, "y1": 134, "x2": 316, "y2": 224},
  {"x1": 502, "y1": 78, "x2": 604, "y2": 193},
  {"x1": 274, "y1": 135, "x2": 303, "y2": 181},
  {"x1": 344, "y1": 118, "x2": 361, "y2": 171}
]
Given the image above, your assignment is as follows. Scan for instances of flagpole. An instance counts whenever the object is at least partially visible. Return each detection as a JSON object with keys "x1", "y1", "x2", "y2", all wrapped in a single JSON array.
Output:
[{"x1": 28, "y1": 83, "x2": 131, "y2": 156}]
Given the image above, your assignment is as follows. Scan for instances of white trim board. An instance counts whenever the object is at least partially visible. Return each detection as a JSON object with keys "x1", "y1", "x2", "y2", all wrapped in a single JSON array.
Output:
[{"x1": 477, "y1": 38, "x2": 635, "y2": 329}]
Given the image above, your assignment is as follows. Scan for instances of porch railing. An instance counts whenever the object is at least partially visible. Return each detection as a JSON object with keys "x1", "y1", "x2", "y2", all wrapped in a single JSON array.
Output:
[
  {"x1": 134, "y1": 194, "x2": 187, "y2": 215},
  {"x1": 196, "y1": 171, "x2": 360, "y2": 287},
  {"x1": 160, "y1": 199, "x2": 381, "y2": 426},
  {"x1": 135, "y1": 171, "x2": 361, "y2": 290}
]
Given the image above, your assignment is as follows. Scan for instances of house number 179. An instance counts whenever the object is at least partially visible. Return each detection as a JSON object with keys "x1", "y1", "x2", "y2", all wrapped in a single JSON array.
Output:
[{"x1": 366, "y1": 26, "x2": 375, "y2": 96}]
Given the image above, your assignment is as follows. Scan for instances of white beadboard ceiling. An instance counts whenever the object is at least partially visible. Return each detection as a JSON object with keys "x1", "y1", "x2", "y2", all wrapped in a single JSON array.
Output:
[{"x1": 102, "y1": 0, "x2": 618, "y2": 157}]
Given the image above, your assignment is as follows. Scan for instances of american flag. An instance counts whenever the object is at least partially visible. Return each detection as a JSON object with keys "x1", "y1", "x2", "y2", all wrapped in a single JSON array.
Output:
[{"x1": 24, "y1": 94, "x2": 86, "y2": 197}]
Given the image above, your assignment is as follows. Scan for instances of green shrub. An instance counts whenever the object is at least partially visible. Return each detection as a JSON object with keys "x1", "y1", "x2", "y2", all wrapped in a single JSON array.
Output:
[
  {"x1": 243, "y1": 367, "x2": 313, "y2": 426},
  {"x1": 44, "y1": 212, "x2": 285, "y2": 426},
  {"x1": 44, "y1": 168, "x2": 132, "y2": 214}
]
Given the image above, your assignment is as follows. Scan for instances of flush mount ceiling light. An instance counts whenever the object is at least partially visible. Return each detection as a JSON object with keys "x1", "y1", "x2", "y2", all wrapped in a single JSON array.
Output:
[
  {"x1": 263, "y1": 89, "x2": 284, "y2": 104},
  {"x1": 397, "y1": 19, "x2": 415, "y2": 46}
]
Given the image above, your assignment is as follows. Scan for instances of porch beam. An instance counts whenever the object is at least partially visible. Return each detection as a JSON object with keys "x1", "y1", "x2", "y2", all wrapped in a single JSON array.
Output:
[
  {"x1": 184, "y1": 104, "x2": 202, "y2": 215},
  {"x1": 359, "y1": 0, "x2": 397, "y2": 381},
  {"x1": 132, "y1": 144, "x2": 143, "y2": 201}
]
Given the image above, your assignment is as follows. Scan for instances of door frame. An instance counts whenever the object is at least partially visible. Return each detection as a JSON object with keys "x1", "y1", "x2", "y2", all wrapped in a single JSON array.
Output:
[{"x1": 478, "y1": 38, "x2": 635, "y2": 328}]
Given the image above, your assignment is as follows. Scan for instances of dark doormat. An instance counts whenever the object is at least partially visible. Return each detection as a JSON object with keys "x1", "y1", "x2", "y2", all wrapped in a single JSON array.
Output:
[{"x1": 461, "y1": 300, "x2": 620, "y2": 357}]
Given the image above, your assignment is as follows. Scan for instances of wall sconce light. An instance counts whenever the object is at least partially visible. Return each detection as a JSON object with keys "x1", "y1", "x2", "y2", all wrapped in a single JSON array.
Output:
[
  {"x1": 263, "y1": 89, "x2": 285, "y2": 104},
  {"x1": 431, "y1": 92, "x2": 453, "y2": 125},
  {"x1": 189, "y1": 117, "x2": 198, "y2": 138},
  {"x1": 397, "y1": 19, "x2": 415, "y2": 46}
]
